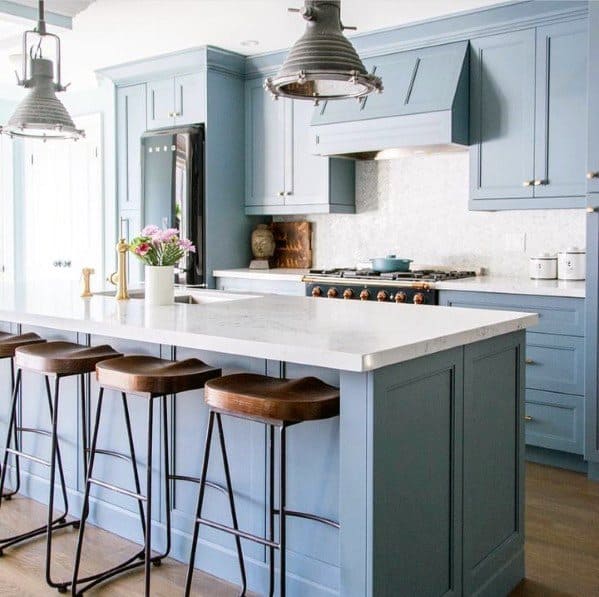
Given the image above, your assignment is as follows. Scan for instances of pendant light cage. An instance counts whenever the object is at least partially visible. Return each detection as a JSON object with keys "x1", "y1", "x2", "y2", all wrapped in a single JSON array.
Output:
[
  {"x1": 0, "y1": 0, "x2": 84, "y2": 141},
  {"x1": 264, "y1": 0, "x2": 383, "y2": 103}
]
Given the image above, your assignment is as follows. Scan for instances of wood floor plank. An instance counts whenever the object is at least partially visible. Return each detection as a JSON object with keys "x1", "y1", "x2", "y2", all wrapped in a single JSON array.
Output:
[{"x1": 0, "y1": 463, "x2": 596, "y2": 595}]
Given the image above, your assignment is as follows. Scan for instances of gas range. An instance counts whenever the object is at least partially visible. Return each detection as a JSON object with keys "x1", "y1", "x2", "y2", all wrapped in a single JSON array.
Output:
[{"x1": 303, "y1": 269, "x2": 477, "y2": 305}]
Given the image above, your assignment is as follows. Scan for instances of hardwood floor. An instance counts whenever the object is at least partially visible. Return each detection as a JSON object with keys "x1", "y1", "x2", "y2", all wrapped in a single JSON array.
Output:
[{"x1": 0, "y1": 463, "x2": 596, "y2": 595}]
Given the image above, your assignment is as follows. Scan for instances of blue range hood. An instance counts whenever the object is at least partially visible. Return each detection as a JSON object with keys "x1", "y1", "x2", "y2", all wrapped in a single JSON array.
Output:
[{"x1": 310, "y1": 40, "x2": 470, "y2": 159}]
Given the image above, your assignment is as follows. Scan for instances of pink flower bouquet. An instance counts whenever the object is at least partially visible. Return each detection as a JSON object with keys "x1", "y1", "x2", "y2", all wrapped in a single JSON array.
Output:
[{"x1": 129, "y1": 225, "x2": 196, "y2": 266}]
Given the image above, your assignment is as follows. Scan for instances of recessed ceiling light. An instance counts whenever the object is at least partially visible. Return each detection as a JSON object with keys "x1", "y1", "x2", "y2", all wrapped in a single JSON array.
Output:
[{"x1": 241, "y1": 40, "x2": 260, "y2": 47}]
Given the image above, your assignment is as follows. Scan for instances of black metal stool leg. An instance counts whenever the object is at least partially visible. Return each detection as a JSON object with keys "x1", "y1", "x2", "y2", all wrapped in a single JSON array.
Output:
[
  {"x1": 3, "y1": 358, "x2": 21, "y2": 499},
  {"x1": 161, "y1": 395, "x2": 172, "y2": 560},
  {"x1": 268, "y1": 424, "x2": 275, "y2": 597},
  {"x1": 279, "y1": 424, "x2": 287, "y2": 597},
  {"x1": 80, "y1": 375, "x2": 88, "y2": 483},
  {"x1": 215, "y1": 413, "x2": 247, "y2": 595},
  {"x1": 144, "y1": 398, "x2": 154, "y2": 597},
  {"x1": 184, "y1": 410, "x2": 216, "y2": 597},
  {"x1": 71, "y1": 388, "x2": 104, "y2": 596},
  {"x1": 0, "y1": 368, "x2": 21, "y2": 502}
]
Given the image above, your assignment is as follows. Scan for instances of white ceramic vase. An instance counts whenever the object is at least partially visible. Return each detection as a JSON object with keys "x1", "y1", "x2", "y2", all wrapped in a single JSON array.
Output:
[{"x1": 145, "y1": 265, "x2": 174, "y2": 306}]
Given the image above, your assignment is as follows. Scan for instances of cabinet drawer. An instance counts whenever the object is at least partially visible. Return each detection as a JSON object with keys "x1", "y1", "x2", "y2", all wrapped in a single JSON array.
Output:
[
  {"x1": 524, "y1": 390, "x2": 583, "y2": 454},
  {"x1": 439, "y1": 291, "x2": 584, "y2": 336},
  {"x1": 525, "y1": 333, "x2": 584, "y2": 395}
]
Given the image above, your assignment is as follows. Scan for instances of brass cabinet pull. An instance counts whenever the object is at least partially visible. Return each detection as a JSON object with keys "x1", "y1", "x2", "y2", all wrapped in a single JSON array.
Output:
[
  {"x1": 278, "y1": 191, "x2": 285, "y2": 197},
  {"x1": 285, "y1": 191, "x2": 293, "y2": 196},
  {"x1": 587, "y1": 207, "x2": 597, "y2": 214},
  {"x1": 522, "y1": 180, "x2": 534, "y2": 187},
  {"x1": 533, "y1": 179, "x2": 548, "y2": 186},
  {"x1": 524, "y1": 415, "x2": 533, "y2": 422},
  {"x1": 525, "y1": 358, "x2": 535, "y2": 365},
  {"x1": 587, "y1": 171, "x2": 599, "y2": 180}
]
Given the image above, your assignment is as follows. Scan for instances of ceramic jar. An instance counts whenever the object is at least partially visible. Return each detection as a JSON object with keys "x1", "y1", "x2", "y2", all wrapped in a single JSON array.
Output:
[
  {"x1": 529, "y1": 253, "x2": 557, "y2": 280},
  {"x1": 251, "y1": 224, "x2": 275, "y2": 259},
  {"x1": 557, "y1": 247, "x2": 586, "y2": 280},
  {"x1": 145, "y1": 265, "x2": 174, "y2": 305}
]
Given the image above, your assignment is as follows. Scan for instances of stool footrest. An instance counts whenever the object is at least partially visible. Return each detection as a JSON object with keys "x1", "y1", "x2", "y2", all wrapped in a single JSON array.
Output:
[
  {"x1": 272, "y1": 508, "x2": 340, "y2": 529},
  {"x1": 87, "y1": 447, "x2": 134, "y2": 463},
  {"x1": 5, "y1": 448, "x2": 50, "y2": 467},
  {"x1": 0, "y1": 516, "x2": 77, "y2": 550},
  {"x1": 88, "y1": 477, "x2": 146, "y2": 502},
  {"x1": 169, "y1": 474, "x2": 227, "y2": 496},
  {"x1": 197, "y1": 516, "x2": 279, "y2": 549},
  {"x1": 16, "y1": 426, "x2": 52, "y2": 438}
]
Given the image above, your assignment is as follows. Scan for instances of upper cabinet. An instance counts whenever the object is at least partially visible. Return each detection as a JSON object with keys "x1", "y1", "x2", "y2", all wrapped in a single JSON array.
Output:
[
  {"x1": 245, "y1": 77, "x2": 355, "y2": 215},
  {"x1": 147, "y1": 73, "x2": 206, "y2": 130},
  {"x1": 588, "y1": 2, "x2": 599, "y2": 202},
  {"x1": 470, "y1": 20, "x2": 588, "y2": 210},
  {"x1": 116, "y1": 83, "x2": 146, "y2": 210}
]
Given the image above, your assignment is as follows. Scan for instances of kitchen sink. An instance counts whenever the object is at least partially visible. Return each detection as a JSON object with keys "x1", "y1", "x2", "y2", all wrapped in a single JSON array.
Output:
[{"x1": 95, "y1": 288, "x2": 258, "y2": 304}]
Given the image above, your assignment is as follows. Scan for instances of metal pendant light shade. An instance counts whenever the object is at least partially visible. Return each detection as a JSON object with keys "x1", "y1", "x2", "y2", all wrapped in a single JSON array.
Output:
[
  {"x1": 3, "y1": 58, "x2": 83, "y2": 140},
  {"x1": 265, "y1": 0, "x2": 383, "y2": 102},
  {"x1": 0, "y1": 0, "x2": 83, "y2": 141}
]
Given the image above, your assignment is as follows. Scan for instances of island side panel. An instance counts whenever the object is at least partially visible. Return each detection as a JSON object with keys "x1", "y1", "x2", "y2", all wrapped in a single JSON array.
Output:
[{"x1": 463, "y1": 331, "x2": 525, "y2": 597}]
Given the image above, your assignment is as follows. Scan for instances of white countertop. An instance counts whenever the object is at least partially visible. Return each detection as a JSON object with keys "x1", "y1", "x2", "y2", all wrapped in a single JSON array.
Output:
[
  {"x1": 0, "y1": 283, "x2": 537, "y2": 373},
  {"x1": 213, "y1": 270, "x2": 585, "y2": 298},
  {"x1": 213, "y1": 268, "x2": 308, "y2": 282},
  {"x1": 435, "y1": 276, "x2": 586, "y2": 298}
]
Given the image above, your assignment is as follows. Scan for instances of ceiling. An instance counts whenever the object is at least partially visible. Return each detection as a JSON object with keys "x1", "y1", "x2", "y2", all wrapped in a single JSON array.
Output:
[{"x1": 0, "y1": 0, "x2": 508, "y2": 91}]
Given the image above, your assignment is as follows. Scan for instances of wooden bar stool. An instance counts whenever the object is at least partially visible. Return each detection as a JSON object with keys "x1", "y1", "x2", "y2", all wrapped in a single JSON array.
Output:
[
  {"x1": 0, "y1": 331, "x2": 46, "y2": 499},
  {"x1": 0, "y1": 340, "x2": 121, "y2": 593},
  {"x1": 71, "y1": 355, "x2": 221, "y2": 597},
  {"x1": 184, "y1": 373, "x2": 340, "y2": 597}
]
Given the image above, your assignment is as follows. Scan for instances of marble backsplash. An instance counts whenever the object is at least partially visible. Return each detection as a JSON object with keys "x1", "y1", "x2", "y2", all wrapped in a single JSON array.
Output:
[{"x1": 276, "y1": 151, "x2": 586, "y2": 278}]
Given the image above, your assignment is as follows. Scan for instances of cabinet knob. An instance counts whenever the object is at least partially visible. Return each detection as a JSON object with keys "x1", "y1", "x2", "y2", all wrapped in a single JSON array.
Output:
[
  {"x1": 525, "y1": 358, "x2": 535, "y2": 365},
  {"x1": 522, "y1": 180, "x2": 534, "y2": 187},
  {"x1": 533, "y1": 179, "x2": 547, "y2": 186},
  {"x1": 285, "y1": 191, "x2": 293, "y2": 196},
  {"x1": 278, "y1": 191, "x2": 285, "y2": 197},
  {"x1": 587, "y1": 171, "x2": 599, "y2": 180},
  {"x1": 524, "y1": 415, "x2": 533, "y2": 422},
  {"x1": 587, "y1": 207, "x2": 598, "y2": 214}
]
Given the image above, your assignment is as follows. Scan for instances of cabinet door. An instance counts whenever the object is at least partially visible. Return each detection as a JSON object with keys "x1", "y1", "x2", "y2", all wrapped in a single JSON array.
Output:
[
  {"x1": 286, "y1": 99, "x2": 330, "y2": 206},
  {"x1": 245, "y1": 79, "x2": 286, "y2": 207},
  {"x1": 174, "y1": 72, "x2": 206, "y2": 125},
  {"x1": 146, "y1": 78, "x2": 175, "y2": 129},
  {"x1": 469, "y1": 30, "x2": 536, "y2": 201},
  {"x1": 534, "y1": 20, "x2": 587, "y2": 199},
  {"x1": 588, "y1": 3, "x2": 599, "y2": 198},
  {"x1": 116, "y1": 84, "x2": 146, "y2": 210}
]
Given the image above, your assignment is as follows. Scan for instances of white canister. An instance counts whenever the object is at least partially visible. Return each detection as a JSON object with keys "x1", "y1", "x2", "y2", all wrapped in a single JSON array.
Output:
[
  {"x1": 145, "y1": 265, "x2": 175, "y2": 305},
  {"x1": 557, "y1": 247, "x2": 586, "y2": 280},
  {"x1": 529, "y1": 253, "x2": 557, "y2": 280}
]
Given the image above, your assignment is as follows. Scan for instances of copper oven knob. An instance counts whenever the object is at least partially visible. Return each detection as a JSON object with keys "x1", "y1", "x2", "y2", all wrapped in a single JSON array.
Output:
[
  {"x1": 377, "y1": 290, "x2": 389, "y2": 302},
  {"x1": 359, "y1": 289, "x2": 370, "y2": 301},
  {"x1": 311, "y1": 286, "x2": 323, "y2": 297},
  {"x1": 343, "y1": 288, "x2": 354, "y2": 300},
  {"x1": 395, "y1": 292, "x2": 407, "y2": 303},
  {"x1": 413, "y1": 292, "x2": 425, "y2": 305},
  {"x1": 327, "y1": 287, "x2": 339, "y2": 298}
]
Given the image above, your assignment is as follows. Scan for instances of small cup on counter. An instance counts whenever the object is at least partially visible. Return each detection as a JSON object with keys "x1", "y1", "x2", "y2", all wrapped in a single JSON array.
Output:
[
  {"x1": 529, "y1": 253, "x2": 557, "y2": 280},
  {"x1": 557, "y1": 247, "x2": 586, "y2": 280}
]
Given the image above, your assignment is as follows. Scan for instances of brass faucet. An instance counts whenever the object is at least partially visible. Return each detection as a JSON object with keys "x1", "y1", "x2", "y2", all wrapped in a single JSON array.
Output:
[
  {"x1": 80, "y1": 267, "x2": 95, "y2": 298},
  {"x1": 108, "y1": 238, "x2": 130, "y2": 300}
]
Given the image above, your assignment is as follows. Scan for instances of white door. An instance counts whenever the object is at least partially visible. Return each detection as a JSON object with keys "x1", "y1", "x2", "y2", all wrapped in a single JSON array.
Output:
[{"x1": 18, "y1": 114, "x2": 103, "y2": 283}]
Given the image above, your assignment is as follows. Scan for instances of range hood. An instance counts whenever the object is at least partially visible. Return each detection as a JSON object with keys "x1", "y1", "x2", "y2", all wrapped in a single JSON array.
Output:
[{"x1": 311, "y1": 41, "x2": 470, "y2": 160}]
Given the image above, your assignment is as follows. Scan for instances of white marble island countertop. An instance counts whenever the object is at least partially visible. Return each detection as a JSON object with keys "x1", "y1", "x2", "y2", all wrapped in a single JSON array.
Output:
[{"x1": 0, "y1": 283, "x2": 537, "y2": 372}]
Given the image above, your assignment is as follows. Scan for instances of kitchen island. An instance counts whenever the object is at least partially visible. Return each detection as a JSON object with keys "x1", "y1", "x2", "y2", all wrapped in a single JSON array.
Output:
[{"x1": 0, "y1": 283, "x2": 537, "y2": 597}]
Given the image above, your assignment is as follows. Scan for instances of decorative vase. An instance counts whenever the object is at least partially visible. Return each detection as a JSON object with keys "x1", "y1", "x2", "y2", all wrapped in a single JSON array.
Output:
[
  {"x1": 250, "y1": 224, "x2": 276, "y2": 269},
  {"x1": 145, "y1": 265, "x2": 174, "y2": 306}
]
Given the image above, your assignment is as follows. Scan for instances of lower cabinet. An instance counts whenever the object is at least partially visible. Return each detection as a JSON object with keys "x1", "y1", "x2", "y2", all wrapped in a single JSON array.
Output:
[{"x1": 439, "y1": 290, "x2": 585, "y2": 455}]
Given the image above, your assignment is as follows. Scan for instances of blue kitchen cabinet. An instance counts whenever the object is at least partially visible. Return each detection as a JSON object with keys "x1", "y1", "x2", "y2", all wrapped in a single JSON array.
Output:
[
  {"x1": 439, "y1": 290, "x2": 585, "y2": 457},
  {"x1": 587, "y1": 2, "x2": 599, "y2": 201},
  {"x1": 534, "y1": 20, "x2": 588, "y2": 200},
  {"x1": 469, "y1": 30, "x2": 536, "y2": 205},
  {"x1": 147, "y1": 73, "x2": 206, "y2": 130},
  {"x1": 116, "y1": 83, "x2": 146, "y2": 211},
  {"x1": 245, "y1": 77, "x2": 355, "y2": 215},
  {"x1": 470, "y1": 21, "x2": 588, "y2": 209}
]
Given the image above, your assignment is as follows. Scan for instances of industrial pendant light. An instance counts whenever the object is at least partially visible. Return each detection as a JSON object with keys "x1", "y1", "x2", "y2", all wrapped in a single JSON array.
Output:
[
  {"x1": 264, "y1": 0, "x2": 383, "y2": 102},
  {"x1": 0, "y1": 0, "x2": 83, "y2": 140}
]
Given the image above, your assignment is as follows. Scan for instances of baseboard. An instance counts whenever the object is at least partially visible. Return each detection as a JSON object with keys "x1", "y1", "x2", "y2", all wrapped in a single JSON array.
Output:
[
  {"x1": 588, "y1": 461, "x2": 599, "y2": 481},
  {"x1": 10, "y1": 469, "x2": 340, "y2": 596},
  {"x1": 525, "y1": 446, "x2": 588, "y2": 474},
  {"x1": 471, "y1": 545, "x2": 525, "y2": 597}
]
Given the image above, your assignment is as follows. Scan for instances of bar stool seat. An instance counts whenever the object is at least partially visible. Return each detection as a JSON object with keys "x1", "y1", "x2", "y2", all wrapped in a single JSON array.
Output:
[
  {"x1": 0, "y1": 332, "x2": 45, "y2": 358},
  {"x1": 15, "y1": 341, "x2": 121, "y2": 376},
  {"x1": 205, "y1": 373, "x2": 340, "y2": 423},
  {"x1": 96, "y1": 355, "x2": 220, "y2": 395}
]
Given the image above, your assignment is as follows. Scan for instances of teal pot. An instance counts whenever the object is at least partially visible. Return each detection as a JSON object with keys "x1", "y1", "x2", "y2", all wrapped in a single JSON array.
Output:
[{"x1": 369, "y1": 255, "x2": 413, "y2": 272}]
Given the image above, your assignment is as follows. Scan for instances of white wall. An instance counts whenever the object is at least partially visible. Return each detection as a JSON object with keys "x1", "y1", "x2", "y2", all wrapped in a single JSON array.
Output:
[{"x1": 278, "y1": 152, "x2": 586, "y2": 278}]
